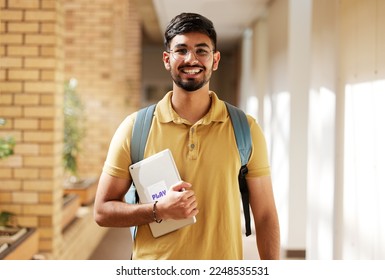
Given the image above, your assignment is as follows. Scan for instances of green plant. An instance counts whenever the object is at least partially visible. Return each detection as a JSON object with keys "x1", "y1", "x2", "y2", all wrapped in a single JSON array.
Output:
[
  {"x1": 63, "y1": 79, "x2": 85, "y2": 178},
  {"x1": 0, "y1": 118, "x2": 15, "y2": 160},
  {"x1": 0, "y1": 211, "x2": 17, "y2": 227}
]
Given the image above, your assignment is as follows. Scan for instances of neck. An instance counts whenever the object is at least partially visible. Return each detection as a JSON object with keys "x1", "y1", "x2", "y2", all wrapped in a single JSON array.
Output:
[{"x1": 171, "y1": 85, "x2": 211, "y2": 124}]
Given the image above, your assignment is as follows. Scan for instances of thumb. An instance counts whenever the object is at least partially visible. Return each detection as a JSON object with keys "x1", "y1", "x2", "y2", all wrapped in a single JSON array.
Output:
[{"x1": 170, "y1": 181, "x2": 192, "y2": 192}]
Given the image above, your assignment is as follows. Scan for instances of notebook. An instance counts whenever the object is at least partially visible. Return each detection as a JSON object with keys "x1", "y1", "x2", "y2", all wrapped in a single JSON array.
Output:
[{"x1": 129, "y1": 149, "x2": 196, "y2": 238}]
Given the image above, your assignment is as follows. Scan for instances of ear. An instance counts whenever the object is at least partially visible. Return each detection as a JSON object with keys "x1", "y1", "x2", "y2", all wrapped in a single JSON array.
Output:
[
  {"x1": 212, "y1": 51, "x2": 221, "y2": 71},
  {"x1": 163, "y1": 51, "x2": 171, "y2": 70}
]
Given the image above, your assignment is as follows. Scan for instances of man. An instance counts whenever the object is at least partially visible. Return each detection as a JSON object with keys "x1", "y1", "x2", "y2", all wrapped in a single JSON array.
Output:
[{"x1": 94, "y1": 12, "x2": 280, "y2": 260}]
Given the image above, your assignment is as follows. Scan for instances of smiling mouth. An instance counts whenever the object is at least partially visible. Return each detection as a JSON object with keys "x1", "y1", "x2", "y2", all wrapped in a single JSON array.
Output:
[{"x1": 181, "y1": 68, "x2": 203, "y2": 75}]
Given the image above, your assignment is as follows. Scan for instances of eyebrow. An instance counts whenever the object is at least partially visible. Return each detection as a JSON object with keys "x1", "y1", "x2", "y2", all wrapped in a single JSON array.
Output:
[{"x1": 172, "y1": 43, "x2": 211, "y2": 49}]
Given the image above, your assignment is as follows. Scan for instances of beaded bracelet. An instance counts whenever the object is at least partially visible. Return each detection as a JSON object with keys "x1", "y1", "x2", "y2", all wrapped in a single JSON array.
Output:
[{"x1": 153, "y1": 201, "x2": 162, "y2": 223}]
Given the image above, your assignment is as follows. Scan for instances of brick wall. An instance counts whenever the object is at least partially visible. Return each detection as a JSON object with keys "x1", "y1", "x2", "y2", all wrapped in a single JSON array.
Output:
[
  {"x1": 63, "y1": 0, "x2": 142, "y2": 178},
  {"x1": 1, "y1": 0, "x2": 142, "y2": 258},
  {"x1": 0, "y1": 0, "x2": 65, "y2": 256}
]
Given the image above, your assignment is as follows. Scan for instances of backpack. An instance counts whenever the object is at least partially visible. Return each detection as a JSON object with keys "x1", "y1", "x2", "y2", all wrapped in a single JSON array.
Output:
[{"x1": 126, "y1": 102, "x2": 252, "y2": 239}]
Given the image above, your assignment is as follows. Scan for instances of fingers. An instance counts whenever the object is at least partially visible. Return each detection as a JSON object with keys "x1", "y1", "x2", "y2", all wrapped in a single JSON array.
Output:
[
  {"x1": 180, "y1": 188, "x2": 199, "y2": 217},
  {"x1": 170, "y1": 181, "x2": 192, "y2": 192},
  {"x1": 186, "y1": 200, "x2": 199, "y2": 217},
  {"x1": 158, "y1": 181, "x2": 199, "y2": 220}
]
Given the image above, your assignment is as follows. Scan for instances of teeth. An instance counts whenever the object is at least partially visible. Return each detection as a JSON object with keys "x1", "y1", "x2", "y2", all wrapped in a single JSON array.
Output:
[{"x1": 182, "y1": 69, "x2": 201, "y2": 74}]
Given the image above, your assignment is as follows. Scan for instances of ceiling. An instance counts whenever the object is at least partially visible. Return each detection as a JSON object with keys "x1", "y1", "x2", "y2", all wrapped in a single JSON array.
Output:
[{"x1": 134, "y1": 0, "x2": 270, "y2": 50}]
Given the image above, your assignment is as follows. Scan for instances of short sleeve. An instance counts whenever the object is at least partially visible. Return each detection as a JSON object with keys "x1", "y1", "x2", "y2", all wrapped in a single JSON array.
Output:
[
  {"x1": 246, "y1": 116, "x2": 271, "y2": 178},
  {"x1": 102, "y1": 113, "x2": 136, "y2": 179}
]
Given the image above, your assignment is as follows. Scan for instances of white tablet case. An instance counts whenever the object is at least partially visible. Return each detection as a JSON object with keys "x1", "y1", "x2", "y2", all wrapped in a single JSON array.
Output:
[{"x1": 129, "y1": 149, "x2": 196, "y2": 238}]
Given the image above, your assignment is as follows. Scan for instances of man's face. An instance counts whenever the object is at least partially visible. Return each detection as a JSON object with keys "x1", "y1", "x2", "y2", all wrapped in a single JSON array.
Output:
[{"x1": 163, "y1": 32, "x2": 220, "y2": 92}]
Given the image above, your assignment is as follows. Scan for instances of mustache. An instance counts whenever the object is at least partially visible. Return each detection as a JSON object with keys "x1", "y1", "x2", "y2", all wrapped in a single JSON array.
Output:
[{"x1": 178, "y1": 64, "x2": 205, "y2": 70}]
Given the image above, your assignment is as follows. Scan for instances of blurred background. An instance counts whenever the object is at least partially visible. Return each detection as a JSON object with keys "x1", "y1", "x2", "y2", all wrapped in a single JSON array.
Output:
[{"x1": 0, "y1": 0, "x2": 384, "y2": 260}]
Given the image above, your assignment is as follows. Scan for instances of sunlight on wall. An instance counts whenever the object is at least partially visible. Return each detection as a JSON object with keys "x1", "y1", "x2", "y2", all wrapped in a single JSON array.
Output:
[
  {"x1": 307, "y1": 87, "x2": 336, "y2": 259},
  {"x1": 265, "y1": 91, "x2": 290, "y2": 247},
  {"x1": 246, "y1": 96, "x2": 259, "y2": 120},
  {"x1": 343, "y1": 80, "x2": 385, "y2": 259}
]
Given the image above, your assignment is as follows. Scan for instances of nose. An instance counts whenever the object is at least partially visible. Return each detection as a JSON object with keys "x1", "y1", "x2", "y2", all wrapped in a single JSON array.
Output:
[{"x1": 184, "y1": 50, "x2": 199, "y2": 63}]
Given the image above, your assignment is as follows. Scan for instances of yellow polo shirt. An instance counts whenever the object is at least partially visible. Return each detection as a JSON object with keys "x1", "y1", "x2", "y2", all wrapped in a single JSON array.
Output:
[{"x1": 103, "y1": 91, "x2": 270, "y2": 259}]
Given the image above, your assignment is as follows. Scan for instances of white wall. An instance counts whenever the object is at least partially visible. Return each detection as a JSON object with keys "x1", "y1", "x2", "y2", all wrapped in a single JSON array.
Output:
[
  {"x1": 287, "y1": 0, "x2": 312, "y2": 252},
  {"x1": 237, "y1": 0, "x2": 385, "y2": 259},
  {"x1": 307, "y1": 0, "x2": 338, "y2": 260},
  {"x1": 265, "y1": 0, "x2": 291, "y2": 255},
  {"x1": 338, "y1": 0, "x2": 385, "y2": 259}
]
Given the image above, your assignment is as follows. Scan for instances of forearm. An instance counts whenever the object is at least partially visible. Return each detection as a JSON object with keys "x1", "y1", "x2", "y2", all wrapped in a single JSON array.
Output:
[
  {"x1": 94, "y1": 200, "x2": 154, "y2": 228},
  {"x1": 94, "y1": 173, "x2": 159, "y2": 228},
  {"x1": 94, "y1": 174, "x2": 198, "y2": 228},
  {"x1": 255, "y1": 215, "x2": 281, "y2": 260},
  {"x1": 247, "y1": 176, "x2": 280, "y2": 259}
]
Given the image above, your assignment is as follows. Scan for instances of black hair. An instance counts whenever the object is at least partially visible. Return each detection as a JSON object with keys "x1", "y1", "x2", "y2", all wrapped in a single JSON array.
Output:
[{"x1": 164, "y1": 13, "x2": 217, "y2": 51}]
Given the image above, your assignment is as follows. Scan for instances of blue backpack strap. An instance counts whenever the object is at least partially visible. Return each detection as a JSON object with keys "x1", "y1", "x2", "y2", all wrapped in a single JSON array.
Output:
[
  {"x1": 126, "y1": 104, "x2": 156, "y2": 241},
  {"x1": 225, "y1": 102, "x2": 252, "y2": 236},
  {"x1": 225, "y1": 102, "x2": 251, "y2": 166},
  {"x1": 130, "y1": 104, "x2": 156, "y2": 164}
]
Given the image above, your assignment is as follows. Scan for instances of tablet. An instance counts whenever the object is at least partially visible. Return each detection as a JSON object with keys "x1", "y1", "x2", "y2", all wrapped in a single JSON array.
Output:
[{"x1": 129, "y1": 149, "x2": 196, "y2": 238}]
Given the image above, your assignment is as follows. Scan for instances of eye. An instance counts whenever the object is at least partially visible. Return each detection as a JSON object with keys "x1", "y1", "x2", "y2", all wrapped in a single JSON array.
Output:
[
  {"x1": 196, "y1": 48, "x2": 210, "y2": 56},
  {"x1": 174, "y1": 48, "x2": 188, "y2": 55}
]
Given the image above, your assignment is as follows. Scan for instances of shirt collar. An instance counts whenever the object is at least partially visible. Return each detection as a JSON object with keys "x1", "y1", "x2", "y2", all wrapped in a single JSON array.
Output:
[{"x1": 155, "y1": 91, "x2": 228, "y2": 125}]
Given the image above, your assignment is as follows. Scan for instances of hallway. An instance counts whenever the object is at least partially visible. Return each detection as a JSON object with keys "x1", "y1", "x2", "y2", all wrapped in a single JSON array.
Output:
[{"x1": 1, "y1": 0, "x2": 384, "y2": 261}]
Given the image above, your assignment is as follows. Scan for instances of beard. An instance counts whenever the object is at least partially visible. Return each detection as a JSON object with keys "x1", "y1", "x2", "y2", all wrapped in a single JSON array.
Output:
[
  {"x1": 170, "y1": 65, "x2": 212, "y2": 92},
  {"x1": 173, "y1": 77, "x2": 208, "y2": 92}
]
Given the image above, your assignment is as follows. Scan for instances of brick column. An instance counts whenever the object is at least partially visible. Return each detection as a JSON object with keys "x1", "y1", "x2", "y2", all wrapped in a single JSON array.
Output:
[
  {"x1": 1, "y1": 0, "x2": 142, "y2": 258},
  {"x1": 0, "y1": 0, "x2": 64, "y2": 257},
  {"x1": 63, "y1": 0, "x2": 142, "y2": 178}
]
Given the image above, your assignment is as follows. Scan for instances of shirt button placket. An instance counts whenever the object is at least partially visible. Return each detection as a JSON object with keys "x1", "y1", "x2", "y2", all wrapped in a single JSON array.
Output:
[{"x1": 188, "y1": 126, "x2": 198, "y2": 159}]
